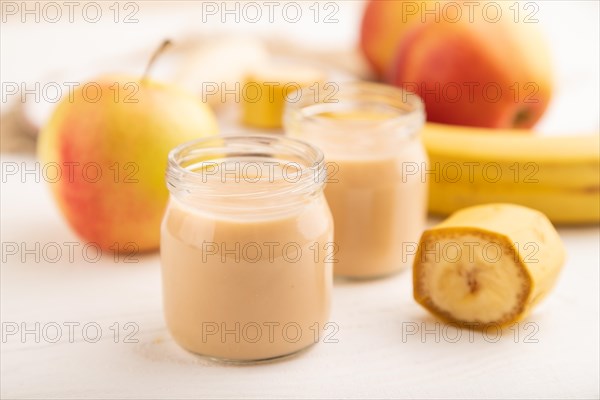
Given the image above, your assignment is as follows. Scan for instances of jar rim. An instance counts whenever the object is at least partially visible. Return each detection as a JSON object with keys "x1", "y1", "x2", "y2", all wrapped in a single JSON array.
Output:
[
  {"x1": 166, "y1": 134, "x2": 326, "y2": 204},
  {"x1": 284, "y1": 81, "x2": 425, "y2": 138}
]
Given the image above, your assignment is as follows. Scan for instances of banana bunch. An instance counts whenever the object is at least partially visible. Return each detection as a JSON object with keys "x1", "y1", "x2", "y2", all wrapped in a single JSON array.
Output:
[
  {"x1": 413, "y1": 203, "x2": 565, "y2": 327},
  {"x1": 422, "y1": 123, "x2": 600, "y2": 224}
]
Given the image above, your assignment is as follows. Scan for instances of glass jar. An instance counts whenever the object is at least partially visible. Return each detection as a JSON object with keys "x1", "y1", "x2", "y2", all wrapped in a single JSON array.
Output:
[
  {"x1": 160, "y1": 135, "x2": 333, "y2": 362},
  {"x1": 284, "y1": 81, "x2": 428, "y2": 278}
]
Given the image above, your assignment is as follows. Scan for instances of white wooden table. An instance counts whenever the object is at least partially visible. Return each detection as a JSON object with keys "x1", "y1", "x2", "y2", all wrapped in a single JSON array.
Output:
[
  {"x1": 1, "y1": 1, "x2": 599, "y2": 398},
  {"x1": 1, "y1": 158, "x2": 598, "y2": 399}
]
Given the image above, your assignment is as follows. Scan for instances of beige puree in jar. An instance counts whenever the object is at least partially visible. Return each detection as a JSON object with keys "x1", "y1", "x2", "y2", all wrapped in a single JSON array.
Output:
[
  {"x1": 161, "y1": 136, "x2": 333, "y2": 362},
  {"x1": 285, "y1": 83, "x2": 428, "y2": 278}
]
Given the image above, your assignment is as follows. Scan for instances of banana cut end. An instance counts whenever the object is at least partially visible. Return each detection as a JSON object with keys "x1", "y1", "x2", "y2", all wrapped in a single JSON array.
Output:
[{"x1": 413, "y1": 203, "x2": 566, "y2": 328}]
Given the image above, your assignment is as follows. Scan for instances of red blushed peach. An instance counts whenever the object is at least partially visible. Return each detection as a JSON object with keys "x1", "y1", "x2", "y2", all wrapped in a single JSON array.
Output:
[
  {"x1": 388, "y1": 17, "x2": 553, "y2": 129},
  {"x1": 359, "y1": 0, "x2": 428, "y2": 78}
]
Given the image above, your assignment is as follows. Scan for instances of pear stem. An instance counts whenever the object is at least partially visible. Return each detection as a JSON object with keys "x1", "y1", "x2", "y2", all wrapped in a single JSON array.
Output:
[{"x1": 142, "y1": 39, "x2": 172, "y2": 81}]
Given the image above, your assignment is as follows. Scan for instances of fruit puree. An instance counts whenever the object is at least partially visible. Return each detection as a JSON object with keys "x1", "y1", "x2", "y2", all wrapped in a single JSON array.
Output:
[
  {"x1": 284, "y1": 82, "x2": 428, "y2": 278},
  {"x1": 161, "y1": 137, "x2": 333, "y2": 361},
  {"x1": 322, "y1": 144, "x2": 427, "y2": 278}
]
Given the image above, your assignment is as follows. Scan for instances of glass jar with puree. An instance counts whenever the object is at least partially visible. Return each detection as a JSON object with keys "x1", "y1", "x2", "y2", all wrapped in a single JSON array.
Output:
[
  {"x1": 284, "y1": 82, "x2": 428, "y2": 278},
  {"x1": 161, "y1": 135, "x2": 334, "y2": 362}
]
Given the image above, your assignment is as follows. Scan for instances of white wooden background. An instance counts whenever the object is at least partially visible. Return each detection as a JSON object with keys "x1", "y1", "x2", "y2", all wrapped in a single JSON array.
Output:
[{"x1": 1, "y1": 1, "x2": 599, "y2": 398}]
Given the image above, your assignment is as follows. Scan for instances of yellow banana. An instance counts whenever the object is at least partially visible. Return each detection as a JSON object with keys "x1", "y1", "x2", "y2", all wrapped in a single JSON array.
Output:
[
  {"x1": 422, "y1": 123, "x2": 600, "y2": 224},
  {"x1": 241, "y1": 66, "x2": 325, "y2": 129},
  {"x1": 413, "y1": 203, "x2": 566, "y2": 328}
]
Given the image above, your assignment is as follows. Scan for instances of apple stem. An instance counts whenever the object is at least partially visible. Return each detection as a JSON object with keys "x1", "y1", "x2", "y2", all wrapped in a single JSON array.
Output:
[{"x1": 142, "y1": 39, "x2": 172, "y2": 81}]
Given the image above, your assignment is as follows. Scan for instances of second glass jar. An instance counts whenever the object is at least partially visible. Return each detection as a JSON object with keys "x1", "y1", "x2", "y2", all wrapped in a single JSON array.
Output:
[{"x1": 284, "y1": 81, "x2": 428, "y2": 279}]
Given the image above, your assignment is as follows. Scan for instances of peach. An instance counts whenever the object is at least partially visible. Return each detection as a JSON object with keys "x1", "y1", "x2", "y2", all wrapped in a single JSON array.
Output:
[
  {"x1": 359, "y1": 0, "x2": 427, "y2": 78},
  {"x1": 388, "y1": 12, "x2": 553, "y2": 128}
]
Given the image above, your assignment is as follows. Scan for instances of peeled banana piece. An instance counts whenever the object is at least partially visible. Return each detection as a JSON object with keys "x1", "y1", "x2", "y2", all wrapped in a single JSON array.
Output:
[
  {"x1": 242, "y1": 65, "x2": 325, "y2": 129},
  {"x1": 413, "y1": 203, "x2": 566, "y2": 328},
  {"x1": 422, "y1": 123, "x2": 600, "y2": 224}
]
